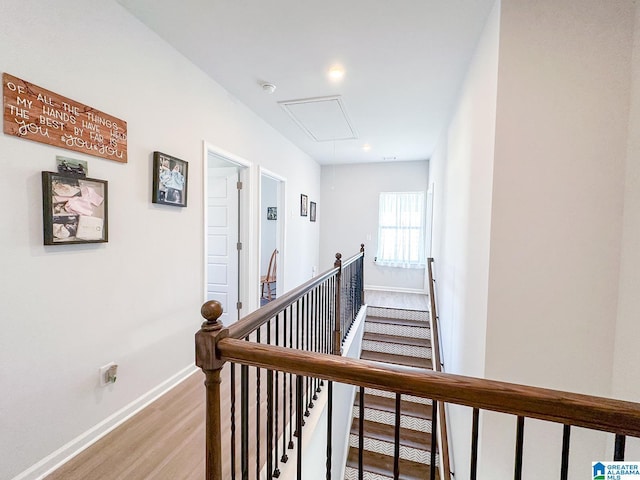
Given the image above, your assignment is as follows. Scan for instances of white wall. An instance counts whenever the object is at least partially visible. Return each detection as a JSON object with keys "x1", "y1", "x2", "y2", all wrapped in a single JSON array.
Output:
[
  {"x1": 0, "y1": 1, "x2": 320, "y2": 478},
  {"x1": 481, "y1": 0, "x2": 633, "y2": 477},
  {"x1": 320, "y1": 160, "x2": 429, "y2": 292},
  {"x1": 429, "y1": 1, "x2": 500, "y2": 477},
  {"x1": 612, "y1": 0, "x2": 640, "y2": 460},
  {"x1": 432, "y1": 0, "x2": 637, "y2": 477}
]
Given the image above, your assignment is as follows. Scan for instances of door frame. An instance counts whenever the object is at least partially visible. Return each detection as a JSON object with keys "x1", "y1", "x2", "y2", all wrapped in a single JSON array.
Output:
[
  {"x1": 259, "y1": 167, "x2": 287, "y2": 301},
  {"x1": 203, "y1": 141, "x2": 258, "y2": 317}
]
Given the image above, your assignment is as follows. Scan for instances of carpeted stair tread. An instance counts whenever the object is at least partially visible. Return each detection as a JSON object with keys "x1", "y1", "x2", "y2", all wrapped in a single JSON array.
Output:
[
  {"x1": 346, "y1": 447, "x2": 439, "y2": 480},
  {"x1": 366, "y1": 316, "x2": 430, "y2": 329},
  {"x1": 355, "y1": 393, "x2": 433, "y2": 420},
  {"x1": 363, "y1": 331, "x2": 430, "y2": 347},
  {"x1": 350, "y1": 418, "x2": 432, "y2": 451},
  {"x1": 360, "y1": 350, "x2": 432, "y2": 369}
]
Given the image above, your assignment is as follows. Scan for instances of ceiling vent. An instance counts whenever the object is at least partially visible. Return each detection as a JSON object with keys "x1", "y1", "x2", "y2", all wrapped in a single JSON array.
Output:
[{"x1": 279, "y1": 95, "x2": 358, "y2": 142}]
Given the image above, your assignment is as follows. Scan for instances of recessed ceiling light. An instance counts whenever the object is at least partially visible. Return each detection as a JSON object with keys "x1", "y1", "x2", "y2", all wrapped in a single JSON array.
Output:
[
  {"x1": 362, "y1": 144, "x2": 371, "y2": 152},
  {"x1": 328, "y1": 65, "x2": 345, "y2": 81}
]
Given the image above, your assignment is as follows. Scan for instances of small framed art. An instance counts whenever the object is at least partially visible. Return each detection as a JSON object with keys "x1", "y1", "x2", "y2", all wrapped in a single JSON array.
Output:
[
  {"x1": 310, "y1": 201, "x2": 316, "y2": 222},
  {"x1": 267, "y1": 207, "x2": 277, "y2": 220},
  {"x1": 152, "y1": 151, "x2": 188, "y2": 207},
  {"x1": 300, "y1": 194, "x2": 308, "y2": 216},
  {"x1": 42, "y1": 171, "x2": 108, "y2": 245}
]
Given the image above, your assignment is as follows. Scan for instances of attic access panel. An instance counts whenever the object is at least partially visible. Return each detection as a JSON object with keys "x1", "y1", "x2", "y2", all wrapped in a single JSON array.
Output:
[{"x1": 279, "y1": 95, "x2": 358, "y2": 142}]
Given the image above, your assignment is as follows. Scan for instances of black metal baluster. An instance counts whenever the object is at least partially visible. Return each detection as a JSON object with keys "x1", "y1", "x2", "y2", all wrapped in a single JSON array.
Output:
[
  {"x1": 241, "y1": 361, "x2": 249, "y2": 480},
  {"x1": 394, "y1": 394, "x2": 401, "y2": 480},
  {"x1": 321, "y1": 282, "x2": 326, "y2": 356},
  {"x1": 340, "y1": 271, "x2": 345, "y2": 344},
  {"x1": 231, "y1": 363, "x2": 237, "y2": 480},
  {"x1": 256, "y1": 327, "x2": 261, "y2": 480},
  {"x1": 267, "y1": 367, "x2": 273, "y2": 480},
  {"x1": 327, "y1": 279, "x2": 331, "y2": 354},
  {"x1": 359, "y1": 386, "x2": 365, "y2": 480},
  {"x1": 274, "y1": 314, "x2": 281, "y2": 477},
  {"x1": 560, "y1": 424, "x2": 570, "y2": 480},
  {"x1": 295, "y1": 300, "x2": 306, "y2": 429},
  {"x1": 614, "y1": 434, "x2": 626, "y2": 461},
  {"x1": 282, "y1": 307, "x2": 290, "y2": 461},
  {"x1": 296, "y1": 375, "x2": 304, "y2": 480},
  {"x1": 430, "y1": 401, "x2": 438, "y2": 480},
  {"x1": 293, "y1": 302, "x2": 299, "y2": 437},
  {"x1": 351, "y1": 263, "x2": 355, "y2": 328},
  {"x1": 313, "y1": 288, "x2": 320, "y2": 398},
  {"x1": 288, "y1": 303, "x2": 295, "y2": 449},
  {"x1": 266, "y1": 321, "x2": 273, "y2": 480},
  {"x1": 514, "y1": 416, "x2": 525, "y2": 480},
  {"x1": 470, "y1": 408, "x2": 479, "y2": 480},
  {"x1": 326, "y1": 380, "x2": 333, "y2": 480},
  {"x1": 306, "y1": 295, "x2": 313, "y2": 414}
]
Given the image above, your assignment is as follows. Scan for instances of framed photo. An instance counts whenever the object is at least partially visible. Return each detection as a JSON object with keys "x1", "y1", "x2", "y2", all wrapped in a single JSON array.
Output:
[
  {"x1": 310, "y1": 201, "x2": 316, "y2": 222},
  {"x1": 152, "y1": 151, "x2": 188, "y2": 207},
  {"x1": 267, "y1": 207, "x2": 277, "y2": 220},
  {"x1": 56, "y1": 156, "x2": 88, "y2": 177},
  {"x1": 300, "y1": 194, "x2": 308, "y2": 216},
  {"x1": 42, "y1": 171, "x2": 108, "y2": 245}
]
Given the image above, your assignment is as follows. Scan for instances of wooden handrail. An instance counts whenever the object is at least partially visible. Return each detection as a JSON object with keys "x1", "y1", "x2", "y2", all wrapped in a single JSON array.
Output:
[
  {"x1": 427, "y1": 258, "x2": 443, "y2": 373},
  {"x1": 427, "y1": 257, "x2": 451, "y2": 479},
  {"x1": 216, "y1": 338, "x2": 640, "y2": 438}
]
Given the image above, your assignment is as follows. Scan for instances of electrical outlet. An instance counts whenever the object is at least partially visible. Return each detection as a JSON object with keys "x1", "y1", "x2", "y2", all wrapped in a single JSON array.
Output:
[{"x1": 99, "y1": 362, "x2": 117, "y2": 386}]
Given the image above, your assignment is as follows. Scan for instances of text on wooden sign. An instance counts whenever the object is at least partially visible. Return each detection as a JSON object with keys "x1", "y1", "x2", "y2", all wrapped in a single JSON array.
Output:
[{"x1": 3, "y1": 73, "x2": 127, "y2": 163}]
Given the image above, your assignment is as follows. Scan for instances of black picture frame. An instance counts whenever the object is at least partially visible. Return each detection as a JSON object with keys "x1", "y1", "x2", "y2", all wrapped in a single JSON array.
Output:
[
  {"x1": 300, "y1": 194, "x2": 308, "y2": 216},
  {"x1": 152, "y1": 151, "x2": 188, "y2": 207},
  {"x1": 310, "y1": 201, "x2": 316, "y2": 222},
  {"x1": 42, "y1": 171, "x2": 108, "y2": 245}
]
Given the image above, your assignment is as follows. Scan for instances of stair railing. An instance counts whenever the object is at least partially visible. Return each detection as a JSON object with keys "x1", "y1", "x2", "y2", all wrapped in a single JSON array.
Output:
[
  {"x1": 197, "y1": 253, "x2": 640, "y2": 480},
  {"x1": 196, "y1": 246, "x2": 365, "y2": 479},
  {"x1": 427, "y1": 257, "x2": 452, "y2": 479}
]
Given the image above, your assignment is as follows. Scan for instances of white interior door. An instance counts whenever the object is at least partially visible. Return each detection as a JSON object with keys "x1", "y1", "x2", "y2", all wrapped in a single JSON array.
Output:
[{"x1": 207, "y1": 166, "x2": 239, "y2": 325}]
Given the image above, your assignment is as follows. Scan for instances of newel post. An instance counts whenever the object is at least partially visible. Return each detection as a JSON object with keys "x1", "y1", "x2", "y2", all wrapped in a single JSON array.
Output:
[
  {"x1": 195, "y1": 300, "x2": 229, "y2": 480},
  {"x1": 334, "y1": 253, "x2": 342, "y2": 355}
]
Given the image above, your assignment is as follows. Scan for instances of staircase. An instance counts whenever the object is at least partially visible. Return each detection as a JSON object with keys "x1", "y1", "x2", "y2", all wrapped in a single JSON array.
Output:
[{"x1": 345, "y1": 306, "x2": 439, "y2": 480}]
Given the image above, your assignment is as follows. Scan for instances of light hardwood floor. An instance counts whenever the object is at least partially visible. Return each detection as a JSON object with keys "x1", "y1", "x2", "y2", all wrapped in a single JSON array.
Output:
[
  {"x1": 46, "y1": 290, "x2": 427, "y2": 479},
  {"x1": 47, "y1": 369, "x2": 207, "y2": 480}
]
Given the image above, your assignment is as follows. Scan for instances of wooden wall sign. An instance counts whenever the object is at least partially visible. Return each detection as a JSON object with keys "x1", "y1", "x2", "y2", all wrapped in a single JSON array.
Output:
[{"x1": 3, "y1": 73, "x2": 127, "y2": 163}]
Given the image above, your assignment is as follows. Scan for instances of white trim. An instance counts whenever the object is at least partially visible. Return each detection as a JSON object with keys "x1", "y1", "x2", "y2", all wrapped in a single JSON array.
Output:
[
  {"x1": 259, "y1": 167, "x2": 286, "y2": 184},
  {"x1": 341, "y1": 304, "x2": 367, "y2": 357},
  {"x1": 13, "y1": 365, "x2": 199, "y2": 480},
  {"x1": 336, "y1": 305, "x2": 367, "y2": 480},
  {"x1": 203, "y1": 141, "x2": 252, "y2": 169}
]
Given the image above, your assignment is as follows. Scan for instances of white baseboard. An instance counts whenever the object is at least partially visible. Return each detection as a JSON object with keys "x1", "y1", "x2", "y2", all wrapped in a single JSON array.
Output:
[
  {"x1": 13, "y1": 364, "x2": 199, "y2": 480},
  {"x1": 365, "y1": 284, "x2": 427, "y2": 295}
]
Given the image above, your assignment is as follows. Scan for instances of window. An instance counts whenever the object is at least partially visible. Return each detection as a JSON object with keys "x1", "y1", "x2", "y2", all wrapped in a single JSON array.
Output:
[{"x1": 375, "y1": 191, "x2": 426, "y2": 268}]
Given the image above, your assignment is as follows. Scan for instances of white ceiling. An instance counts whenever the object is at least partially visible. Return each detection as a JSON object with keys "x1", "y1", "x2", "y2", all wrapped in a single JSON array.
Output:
[{"x1": 117, "y1": 0, "x2": 496, "y2": 165}]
